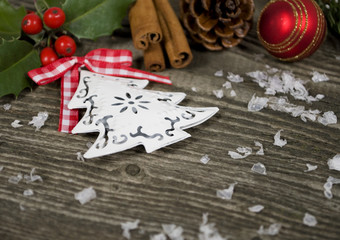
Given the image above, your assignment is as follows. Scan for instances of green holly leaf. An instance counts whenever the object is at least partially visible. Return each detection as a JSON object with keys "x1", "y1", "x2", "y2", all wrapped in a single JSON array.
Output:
[
  {"x1": 35, "y1": 0, "x2": 66, "y2": 15},
  {"x1": 0, "y1": 40, "x2": 41, "y2": 98},
  {"x1": 0, "y1": 0, "x2": 26, "y2": 42},
  {"x1": 62, "y1": 0, "x2": 134, "y2": 40}
]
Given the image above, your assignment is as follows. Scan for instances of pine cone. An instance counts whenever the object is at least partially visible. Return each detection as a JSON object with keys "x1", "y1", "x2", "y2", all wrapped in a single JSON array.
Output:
[{"x1": 179, "y1": 0, "x2": 255, "y2": 50}]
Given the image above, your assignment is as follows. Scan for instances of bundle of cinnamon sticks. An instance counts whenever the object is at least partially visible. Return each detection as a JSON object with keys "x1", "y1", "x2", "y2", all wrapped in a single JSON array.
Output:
[{"x1": 129, "y1": 0, "x2": 193, "y2": 72}]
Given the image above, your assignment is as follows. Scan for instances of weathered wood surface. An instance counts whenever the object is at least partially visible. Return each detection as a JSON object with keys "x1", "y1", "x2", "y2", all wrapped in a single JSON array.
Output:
[{"x1": 1, "y1": 0, "x2": 340, "y2": 239}]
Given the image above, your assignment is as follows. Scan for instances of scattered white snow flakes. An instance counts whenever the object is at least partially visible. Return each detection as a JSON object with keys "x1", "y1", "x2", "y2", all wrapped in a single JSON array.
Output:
[
  {"x1": 74, "y1": 186, "x2": 96, "y2": 205},
  {"x1": 76, "y1": 152, "x2": 85, "y2": 162},
  {"x1": 121, "y1": 219, "x2": 140, "y2": 239},
  {"x1": 254, "y1": 141, "x2": 264, "y2": 155},
  {"x1": 229, "y1": 90, "x2": 236, "y2": 97},
  {"x1": 28, "y1": 111, "x2": 48, "y2": 131},
  {"x1": 24, "y1": 168, "x2": 43, "y2": 183},
  {"x1": 3, "y1": 103, "x2": 11, "y2": 111},
  {"x1": 200, "y1": 154, "x2": 210, "y2": 164},
  {"x1": 303, "y1": 213, "x2": 318, "y2": 227},
  {"x1": 214, "y1": 70, "x2": 224, "y2": 77},
  {"x1": 11, "y1": 120, "x2": 23, "y2": 128},
  {"x1": 150, "y1": 233, "x2": 167, "y2": 240},
  {"x1": 273, "y1": 130, "x2": 287, "y2": 147},
  {"x1": 192, "y1": 86, "x2": 197, "y2": 92},
  {"x1": 317, "y1": 111, "x2": 337, "y2": 126},
  {"x1": 8, "y1": 173, "x2": 23, "y2": 184},
  {"x1": 304, "y1": 163, "x2": 318, "y2": 172},
  {"x1": 199, "y1": 213, "x2": 228, "y2": 240},
  {"x1": 213, "y1": 89, "x2": 224, "y2": 99},
  {"x1": 327, "y1": 154, "x2": 340, "y2": 171},
  {"x1": 222, "y1": 81, "x2": 232, "y2": 89},
  {"x1": 311, "y1": 71, "x2": 329, "y2": 82},
  {"x1": 323, "y1": 176, "x2": 340, "y2": 199},
  {"x1": 257, "y1": 223, "x2": 281, "y2": 236},
  {"x1": 162, "y1": 224, "x2": 184, "y2": 240},
  {"x1": 248, "y1": 205, "x2": 264, "y2": 213},
  {"x1": 227, "y1": 72, "x2": 243, "y2": 83},
  {"x1": 251, "y1": 163, "x2": 267, "y2": 175},
  {"x1": 19, "y1": 203, "x2": 25, "y2": 211},
  {"x1": 86, "y1": 142, "x2": 93, "y2": 149},
  {"x1": 228, "y1": 146, "x2": 252, "y2": 159},
  {"x1": 23, "y1": 189, "x2": 34, "y2": 196},
  {"x1": 216, "y1": 182, "x2": 237, "y2": 200},
  {"x1": 247, "y1": 94, "x2": 268, "y2": 112}
]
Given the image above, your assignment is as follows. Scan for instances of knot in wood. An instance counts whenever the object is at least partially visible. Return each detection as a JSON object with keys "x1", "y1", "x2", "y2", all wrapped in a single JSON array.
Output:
[{"x1": 125, "y1": 164, "x2": 141, "y2": 176}]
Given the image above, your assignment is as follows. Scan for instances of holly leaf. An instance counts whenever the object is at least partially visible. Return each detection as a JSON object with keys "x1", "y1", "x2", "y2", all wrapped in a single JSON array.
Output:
[
  {"x1": 35, "y1": 0, "x2": 66, "y2": 14},
  {"x1": 62, "y1": 0, "x2": 134, "y2": 40},
  {"x1": 0, "y1": 40, "x2": 40, "y2": 98},
  {"x1": 0, "y1": 0, "x2": 26, "y2": 42}
]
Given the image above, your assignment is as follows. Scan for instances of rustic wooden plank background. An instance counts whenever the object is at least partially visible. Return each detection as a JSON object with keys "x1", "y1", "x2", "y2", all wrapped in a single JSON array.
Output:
[{"x1": 1, "y1": 0, "x2": 340, "y2": 239}]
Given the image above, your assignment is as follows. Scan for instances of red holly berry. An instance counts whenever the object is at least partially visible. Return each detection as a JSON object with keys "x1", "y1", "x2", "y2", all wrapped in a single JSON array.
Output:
[
  {"x1": 21, "y1": 13, "x2": 43, "y2": 35},
  {"x1": 54, "y1": 35, "x2": 76, "y2": 57},
  {"x1": 43, "y1": 7, "x2": 66, "y2": 29},
  {"x1": 40, "y1": 47, "x2": 59, "y2": 66}
]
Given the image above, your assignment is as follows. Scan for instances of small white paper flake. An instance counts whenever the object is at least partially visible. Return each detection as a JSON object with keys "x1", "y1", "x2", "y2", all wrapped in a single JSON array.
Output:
[
  {"x1": 303, "y1": 213, "x2": 317, "y2": 227},
  {"x1": 213, "y1": 89, "x2": 224, "y2": 99},
  {"x1": 29, "y1": 111, "x2": 48, "y2": 131},
  {"x1": 76, "y1": 152, "x2": 85, "y2": 162},
  {"x1": 23, "y1": 189, "x2": 34, "y2": 196},
  {"x1": 317, "y1": 111, "x2": 337, "y2": 126},
  {"x1": 229, "y1": 90, "x2": 236, "y2": 97},
  {"x1": 323, "y1": 176, "x2": 340, "y2": 199},
  {"x1": 248, "y1": 94, "x2": 268, "y2": 112},
  {"x1": 217, "y1": 182, "x2": 237, "y2": 200},
  {"x1": 162, "y1": 224, "x2": 184, "y2": 240},
  {"x1": 328, "y1": 154, "x2": 340, "y2": 171},
  {"x1": 121, "y1": 219, "x2": 140, "y2": 239},
  {"x1": 19, "y1": 203, "x2": 25, "y2": 211},
  {"x1": 8, "y1": 173, "x2": 23, "y2": 184},
  {"x1": 257, "y1": 223, "x2": 281, "y2": 236},
  {"x1": 254, "y1": 141, "x2": 264, "y2": 155},
  {"x1": 199, "y1": 213, "x2": 228, "y2": 240},
  {"x1": 311, "y1": 71, "x2": 329, "y2": 82},
  {"x1": 227, "y1": 72, "x2": 243, "y2": 83},
  {"x1": 24, "y1": 168, "x2": 43, "y2": 183},
  {"x1": 222, "y1": 81, "x2": 232, "y2": 89},
  {"x1": 248, "y1": 205, "x2": 264, "y2": 213},
  {"x1": 192, "y1": 87, "x2": 197, "y2": 92},
  {"x1": 273, "y1": 130, "x2": 287, "y2": 147},
  {"x1": 74, "y1": 186, "x2": 96, "y2": 205},
  {"x1": 228, "y1": 146, "x2": 252, "y2": 159},
  {"x1": 251, "y1": 162, "x2": 267, "y2": 175},
  {"x1": 304, "y1": 163, "x2": 317, "y2": 172},
  {"x1": 200, "y1": 154, "x2": 210, "y2": 164},
  {"x1": 150, "y1": 233, "x2": 167, "y2": 240},
  {"x1": 11, "y1": 120, "x2": 23, "y2": 128},
  {"x1": 214, "y1": 70, "x2": 223, "y2": 77},
  {"x1": 3, "y1": 103, "x2": 11, "y2": 111}
]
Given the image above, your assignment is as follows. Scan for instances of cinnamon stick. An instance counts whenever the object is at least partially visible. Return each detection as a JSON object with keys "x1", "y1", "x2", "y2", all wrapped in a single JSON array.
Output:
[
  {"x1": 129, "y1": 0, "x2": 162, "y2": 50},
  {"x1": 144, "y1": 42, "x2": 166, "y2": 72},
  {"x1": 153, "y1": 0, "x2": 193, "y2": 68}
]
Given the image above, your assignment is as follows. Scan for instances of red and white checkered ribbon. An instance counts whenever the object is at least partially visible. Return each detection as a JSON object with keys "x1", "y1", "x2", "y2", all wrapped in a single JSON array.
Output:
[{"x1": 28, "y1": 48, "x2": 171, "y2": 133}]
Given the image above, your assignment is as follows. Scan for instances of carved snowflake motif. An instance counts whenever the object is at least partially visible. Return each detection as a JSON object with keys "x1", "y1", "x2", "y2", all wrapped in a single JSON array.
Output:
[{"x1": 112, "y1": 92, "x2": 150, "y2": 114}]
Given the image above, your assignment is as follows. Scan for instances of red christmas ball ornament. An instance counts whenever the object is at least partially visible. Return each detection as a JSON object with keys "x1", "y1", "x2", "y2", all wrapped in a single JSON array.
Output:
[{"x1": 257, "y1": 0, "x2": 327, "y2": 61}]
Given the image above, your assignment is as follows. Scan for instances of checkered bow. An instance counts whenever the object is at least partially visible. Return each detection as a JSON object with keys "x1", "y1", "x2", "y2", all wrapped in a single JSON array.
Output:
[{"x1": 28, "y1": 48, "x2": 171, "y2": 133}]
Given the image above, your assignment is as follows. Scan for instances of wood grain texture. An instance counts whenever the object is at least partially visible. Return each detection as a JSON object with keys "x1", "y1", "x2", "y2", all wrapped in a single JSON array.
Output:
[{"x1": 1, "y1": 0, "x2": 340, "y2": 240}]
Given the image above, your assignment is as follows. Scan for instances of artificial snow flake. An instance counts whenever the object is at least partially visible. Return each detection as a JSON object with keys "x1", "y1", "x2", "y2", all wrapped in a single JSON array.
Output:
[
  {"x1": 304, "y1": 163, "x2": 318, "y2": 172},
  {"x1": 28, "y1": 111, "x2": 48, "y2": 131},
  {"x1": 192, "y1": 87, "x2": 197, "y2": 92},
  {"x1": 3, "y1": 103, "x2": 11, "y2": 111},
  {"x1": 19, "y1": 203, "x2": 25, "y2": 211},
  {"x1": 317, "y1": 111, "x2": 337, "y2": 126},
  {"x1": 214, "y1": 70, "x2": 223, "y2": 77},
  {"x1": 150, "y1": 233, "x2": 167, "y2": 240},
  {"x1": 273, "y1": 130, "x2": 287, "y2": 147},
  {"x1": 257, "y1": 223, "x2": 281, "y2": 236},
  {"x1": 213, "y1": 89, "x2": 224, "y2": 99},
  {"x1": 74, "y1": 186, "x2": 96, "y2": 205},
  {"x1": 199, "y1": 213, "x2": 228, "y2": 240},
  {"x1": 86, "y1": 142, "x2": 93, "y2": 149},
  {"x1": 24, "y1": 168, "x2": 43, "y2": 183},
  {"x1": 254, "y1": 141, "x2": 264, "y2": 155},
  {"x1": 11, "y1": 120, "x2": 23, "y2": 128},
  {"x1": 162, "y1": 224, "x2": 184, "y2": 240},
  {"x1": 23, "y1": 189, "x2": 34, "y2": 196},
  {"x1": 251, "y1": 163, "x2": 267, "y2": 175},
  {"x1": 8, "y1": 173, "x2": 23, "y2": 184},
  {"x1": 247, "y1": 94, "x2": 268, "y2": 112},
  {"x1": 229, "y1": 90, "x2": 236, "y2": 97},
  {"x1": 69, "y1": 71, "x2": 218, "y2": 158},
  {"x1": 200, "y1": 154, "x2": 210, "y2": 164},
  {"x1": 327, "y1": 154, "x2": 340, "y2": 171},
  {"x1": 222, "y1": 81, "x2": 232, "y2": 89},
  {"x1": 121, "y1": 219, "x2": 140, "y2": 239},
  {"x1": 228, "y1": 147, "x2": 252, "y2": 159},
  {"x1": 217, "y1": 183, "x2": 237, "y2": 200},
  {"x1": 323, "y1": 176, "x2": 340, "y2": 199},
  {"x1": 227, "y1": 72, "x2": 243, "y2": 83},
  {"x1": 303, "y1": 213, "x2": 317, "y2": 227},
  {"x1": 311, "y1": 71, "x2": 329, "y2": 82},
  {"x1": 248, "y1": 205, "x2": 264, "y2": 213},
  {"x1": 76, "y1": 152, "x2": 85, "y2": 162}
]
